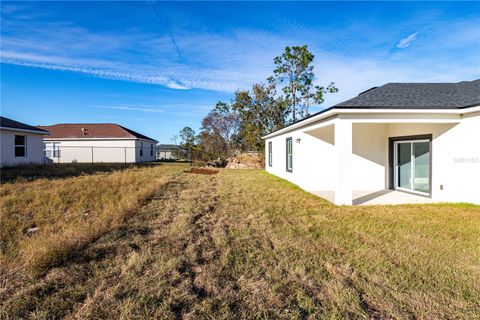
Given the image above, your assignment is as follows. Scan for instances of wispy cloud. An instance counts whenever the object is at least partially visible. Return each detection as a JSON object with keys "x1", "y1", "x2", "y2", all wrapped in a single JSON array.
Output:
[
  {"x1": 92, "y1": 105, "x2": 165, "y2": 113},
  {"x1": 396, "y1": 32, "x2": 418, "y2": 49},
  {"x1": 1, "y1": 3, "x2": 479, "y2": 101}
]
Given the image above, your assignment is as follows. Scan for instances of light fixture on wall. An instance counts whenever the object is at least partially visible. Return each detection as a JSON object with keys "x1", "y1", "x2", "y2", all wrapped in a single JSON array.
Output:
[{"x1": 296, "y1": 138, "x2": 301, "y2": 144}]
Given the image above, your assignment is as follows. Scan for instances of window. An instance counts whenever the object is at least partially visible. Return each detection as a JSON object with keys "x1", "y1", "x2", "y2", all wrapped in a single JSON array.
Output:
[
  {"x1": 44, "y1": 144, "x2": 51, "y2": 157},
  {"x1": 268, "y1": 141, "x2": 272, "y2": 167},
  {"x1": 150, "y1": 144, "x2": 154, "y2": 156},
  {"x1": 140, "y1": 142, "x2": 143, "y2": 157},
  {"x1": 44, "y1": 143, "x2": 60, "y2": 158},
  {"x1": 286, "y1": 137, "x2": 292, "y2": 172},
  {"x1": 15, "y1": 135, "x2": 26, "y2": 157}
]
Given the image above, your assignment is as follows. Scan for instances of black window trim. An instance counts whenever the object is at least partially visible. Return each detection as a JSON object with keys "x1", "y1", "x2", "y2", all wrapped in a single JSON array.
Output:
[
  {"x1": 14, "y1": 134, "x2": 27, "y2": 158},
  {"x1": 268, "y1": 141, "x2": 272, "y2": 167},
  {"x1": 286, "y1": 137, "x2": 292, "y2": 172},
  {"x1": 388, "y1": 134, "x2": 433, "y2": 198}
]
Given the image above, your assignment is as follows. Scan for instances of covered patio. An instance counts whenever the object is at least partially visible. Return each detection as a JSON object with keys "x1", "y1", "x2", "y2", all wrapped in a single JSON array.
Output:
[{"x1": 304, "y1": 113, "x2": 460, "y2": 205}]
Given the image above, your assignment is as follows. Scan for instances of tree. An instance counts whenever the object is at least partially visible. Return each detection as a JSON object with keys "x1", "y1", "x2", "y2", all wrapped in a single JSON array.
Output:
[
  {"x1": 198, "y1": 102, "x2": 240, "y2": 158},
  {"x1": 170, "y1": 134, "x2": 179, "y2": 145},
  {"x1": 179, "y1": 126, "x2": 196, "y2": 149},
  {"x1": 212, "y1": 101, "x2": 241, "y2": 152},
  {"x1": 230, "y1": 81, "x2": 289, "y2": 151},
  {"x1": 196, "y1": 45, "x2": 339, "y2": 156},
  {"x1": 271, "y1": 45, "x2": 337, "y2": 122}
]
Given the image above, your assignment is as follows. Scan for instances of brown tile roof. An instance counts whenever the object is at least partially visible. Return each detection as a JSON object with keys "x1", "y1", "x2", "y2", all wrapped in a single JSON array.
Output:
[{"x1": 37, "y1": 123, "x2": 157, "y2": 142}]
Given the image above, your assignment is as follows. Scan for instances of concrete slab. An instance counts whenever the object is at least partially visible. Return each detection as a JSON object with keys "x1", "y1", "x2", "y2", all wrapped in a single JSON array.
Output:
[
  {"x1": 355, "y1": 190, "x2": 434, "y2": 205},
  {"x1": 310, "y1": 189, "x2": 434, "y2": 206}
]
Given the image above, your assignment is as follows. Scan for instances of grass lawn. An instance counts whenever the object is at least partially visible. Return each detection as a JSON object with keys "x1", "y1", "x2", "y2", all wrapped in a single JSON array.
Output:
[
  {"x1": 0, "y1": 163, "x2": 187, "y2": 275},
  {"x1": 1, "y1": 168, "x2": 479, "y2": 319}
]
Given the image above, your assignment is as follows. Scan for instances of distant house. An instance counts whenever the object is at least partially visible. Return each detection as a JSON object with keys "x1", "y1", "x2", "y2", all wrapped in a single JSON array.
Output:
[
  {"x1": 264, "y1": 80, "x2": 480, "y2": 205},
  {"x1": 0, "y1": 116, "x2": 50, "y2": 167},
  {"x1": 156, "y1": 144, "x2": 185, "y2": 160},
  {"x1": 37, "y1": 123, "x2": 158, "y2": 163}
]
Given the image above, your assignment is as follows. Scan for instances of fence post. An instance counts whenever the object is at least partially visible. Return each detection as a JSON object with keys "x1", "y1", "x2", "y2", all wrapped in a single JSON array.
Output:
[
  {"x1": 124, "y1": 147, "x2": 127, "y2": 164},
  {"x1": 91, "y1": 147, "x2": 94, "y2": 164}
]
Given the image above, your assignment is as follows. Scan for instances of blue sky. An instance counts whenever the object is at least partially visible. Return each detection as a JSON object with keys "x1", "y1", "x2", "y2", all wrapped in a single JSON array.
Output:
[{"x1": 1, "y1": 1, "x2": 479, "y2": 143}]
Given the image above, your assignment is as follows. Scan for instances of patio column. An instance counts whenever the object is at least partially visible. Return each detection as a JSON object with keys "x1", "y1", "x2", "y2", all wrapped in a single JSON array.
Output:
[{"x1": 335, "y1": 119, "x2": 353, "y2": 205}]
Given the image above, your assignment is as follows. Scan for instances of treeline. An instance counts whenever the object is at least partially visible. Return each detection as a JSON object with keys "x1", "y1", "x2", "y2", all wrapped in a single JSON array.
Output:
[{"x1": 174, "y1": 45, "x2": 338, "y2": 159}]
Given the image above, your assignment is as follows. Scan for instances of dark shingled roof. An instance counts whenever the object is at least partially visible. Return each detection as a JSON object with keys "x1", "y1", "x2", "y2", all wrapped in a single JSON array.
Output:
[
  {"x1": 263, "y1": 79, "x2": 480, "y2": 138},
  {"x1": 0, "y1": 116, "x2": 49, "y2": 134},
  {"x1": 334, "y1": 80, "x2": 480, "y2": 109}
]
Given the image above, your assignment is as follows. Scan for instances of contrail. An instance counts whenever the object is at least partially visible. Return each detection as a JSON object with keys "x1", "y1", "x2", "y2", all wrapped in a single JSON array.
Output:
[{"x1": 147, "y1": 0, "x2": 187, "y2": 64}]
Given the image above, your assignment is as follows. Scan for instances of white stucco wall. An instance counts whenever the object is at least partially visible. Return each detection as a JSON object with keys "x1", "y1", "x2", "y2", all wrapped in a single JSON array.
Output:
[
  {"x1": 135, "y1": 140, "x2": 157, "y2": 163},
  {"x1": 265, "y1": 111, "x2": 480, "y2": 205},
  {"x1": 44, "y1": 139, "x2": 156, "y2": 163},
  {"x1": 0, "y1": 129, "x2": 46, "y2": 167},
  {"x1": 352, "y1": 123, "x2": 389, "y2": 191},
  {"x1": 157, "y1": 150, "x2": 177, "y2": 160},
  {"x1": 265, "y1": 124, "x2": 337, "y2": 192},
  {"x1": 426, "y1": 112, "x2": 480, "y2": 204}
]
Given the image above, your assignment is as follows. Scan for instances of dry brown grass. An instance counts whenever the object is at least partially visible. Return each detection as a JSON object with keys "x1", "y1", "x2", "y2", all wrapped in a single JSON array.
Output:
[
  {"x1": 0, "y1": 163, "x2": 187, "y2": 277},
  {"x1": 1, "y1": 168, "x2": 479, "y2": 319}
]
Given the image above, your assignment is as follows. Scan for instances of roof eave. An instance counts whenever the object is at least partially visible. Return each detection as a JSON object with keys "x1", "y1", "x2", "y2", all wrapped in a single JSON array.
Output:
[
  {"x1": 0, "y1": 126, "x2": 50, "y2": 135},
  {"x1": 262, "y1": 105, "x2": 480, "y2": 139}
]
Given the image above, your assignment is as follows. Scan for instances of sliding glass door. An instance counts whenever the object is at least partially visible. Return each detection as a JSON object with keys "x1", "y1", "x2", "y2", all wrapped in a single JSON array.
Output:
[{"x1": 394, "y1": 140, "x2": 430, "y2": 194}]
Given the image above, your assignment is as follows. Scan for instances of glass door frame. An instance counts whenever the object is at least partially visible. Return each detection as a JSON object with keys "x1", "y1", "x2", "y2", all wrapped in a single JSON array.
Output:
[{"x1": 388, "y1": 134, "x2": 432, "y2": 197}]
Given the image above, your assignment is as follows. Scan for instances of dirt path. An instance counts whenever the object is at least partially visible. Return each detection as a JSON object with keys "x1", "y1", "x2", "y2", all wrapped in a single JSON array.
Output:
[{"x1": 1, "y1": 173, "x2": 229, "y2": 319}]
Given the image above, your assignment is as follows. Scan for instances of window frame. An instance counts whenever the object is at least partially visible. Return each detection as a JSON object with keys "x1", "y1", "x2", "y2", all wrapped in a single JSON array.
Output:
[
  {"x1": 53, "y1": 149, "x2": 61, "y2": 158},
  {"x1": 14, "y1": 135, "x2": 27, "y2": 158},
  {"x1": 140, "y1": 142, "x2": 143, "y2": 157},
  {"x1": 286, "y1": 137, "x2": 292, "y2": 172},
  {"x1": 44, "y1": 142, "x2": 60, "y2": 158},
  {"x1": 268, "y1": 141, "x2": 273, "y2": 167},
  {"x1": 150, "y1": 143, "x2": 154, "y2": 156}
]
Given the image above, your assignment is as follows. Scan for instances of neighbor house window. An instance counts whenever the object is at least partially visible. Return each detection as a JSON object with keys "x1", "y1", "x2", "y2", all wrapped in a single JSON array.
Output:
[
  {"x1": 44, "y1": 143, "x2": 51, "y2": 158},
  {"x1": 286, "y1": 137, "x2": 292, "y2": 172},
  {"x1": 268, "y1": 141, "x2": 272, "y2": 167},
  {"x1": 140, "y1": 142, "x2": 143, "y2": 157},
  {"x1": 44, "y1": 143, "x2": 60, "y2": 158},
  {"x1": 15, "y1": 135, "x2": 26, "y2": 157},
  {"x1": 150, "y1": 144, "x2": 154, "y2": 156}
]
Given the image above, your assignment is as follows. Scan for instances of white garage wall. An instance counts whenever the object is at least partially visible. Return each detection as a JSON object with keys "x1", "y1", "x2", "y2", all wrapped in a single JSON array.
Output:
[
  {"x1": 1, "y1": 129, "x2": 45, "y2": 166},
  {"x1": 45, "y1": 139, "x2": 138, "y2": 163},
  {"x1": 135, "y1": 139, "x2": 157, "y2": 163}
]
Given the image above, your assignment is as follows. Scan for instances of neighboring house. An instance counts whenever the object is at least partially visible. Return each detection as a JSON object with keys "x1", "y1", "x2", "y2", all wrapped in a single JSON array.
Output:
[
  {"x1": 37, "y1": 123, "x2": 157, "y2": 163},
  {"x1": 263, "y1": 80, "x2": 480, "y2": 205},
  {"x1": 0, "y1": 116, "x2": 50, "y2": 167},
  {"x1": 156, "y1": 144, "x2": 185, "y2": 160}
]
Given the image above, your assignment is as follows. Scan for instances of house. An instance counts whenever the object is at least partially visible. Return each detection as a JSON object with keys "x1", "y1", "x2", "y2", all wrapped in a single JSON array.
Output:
[
  {"x1": 156, "y1": 144, "x2": 185, "y2": 160},
  {"x1": 37, "y1": 123, "x2": 158, "y2": 163},
  {"x1": 0, "y1": 116, "x2": 50, "y2": 167},
  {"x1": 263, "y1": 80, "x2": 480, "y2": 205}
]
